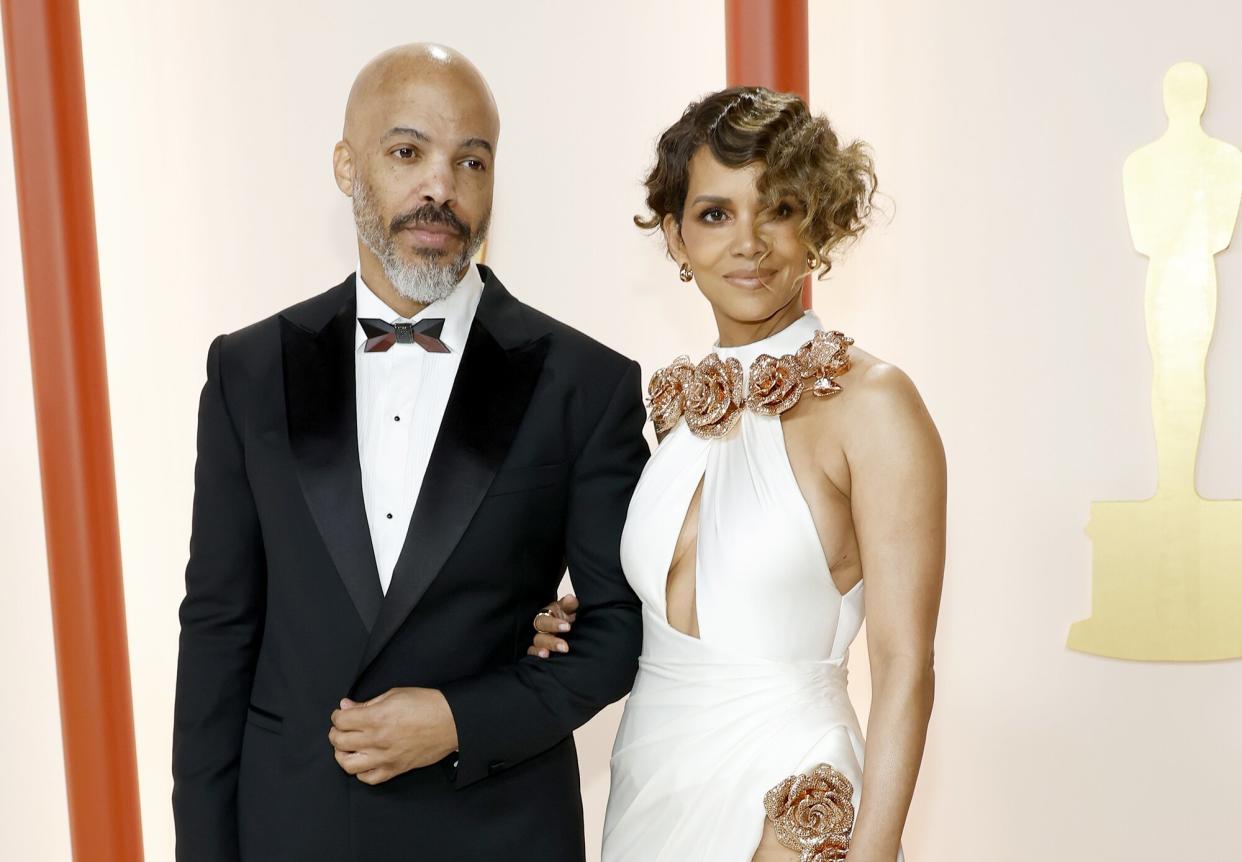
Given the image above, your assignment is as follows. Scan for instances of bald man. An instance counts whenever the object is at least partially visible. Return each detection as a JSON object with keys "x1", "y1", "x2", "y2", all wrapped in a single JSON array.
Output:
[{"x1": 172, "y1": 44, "x2": 647, "y2": 861}]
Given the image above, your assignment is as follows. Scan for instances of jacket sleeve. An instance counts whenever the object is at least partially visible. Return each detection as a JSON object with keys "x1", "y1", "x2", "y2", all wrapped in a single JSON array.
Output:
[
  {"x1": 439, "y1": 359, "x2": 649, "y2": 788},
  {"x1": 172, "y1": 334, "x2": 266, "y2": 860}
]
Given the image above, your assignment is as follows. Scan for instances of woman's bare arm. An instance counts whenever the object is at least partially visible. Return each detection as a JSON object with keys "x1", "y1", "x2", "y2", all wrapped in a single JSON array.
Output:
[{"x1": 840, "y1": 363, "x2": 946, "y2": 862}]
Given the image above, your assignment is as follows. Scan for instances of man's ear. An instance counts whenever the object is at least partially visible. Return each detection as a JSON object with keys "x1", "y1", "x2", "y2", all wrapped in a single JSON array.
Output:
[
  {"x1": 332, "y1": 141, "x2": 355, "y2": 196},
  {"x1": 661, "y1": 213, "x2": 687, "y2": 264}
]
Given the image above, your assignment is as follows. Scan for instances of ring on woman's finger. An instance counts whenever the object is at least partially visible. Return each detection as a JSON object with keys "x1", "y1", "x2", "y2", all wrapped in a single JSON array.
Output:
[{"x1": 533, "y1": 608, "x2": 557, "y2": 629}]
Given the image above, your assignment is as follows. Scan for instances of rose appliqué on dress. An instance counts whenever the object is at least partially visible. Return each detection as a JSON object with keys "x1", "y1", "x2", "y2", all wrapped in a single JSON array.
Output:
[
  {"x1": 797, "y1": 330, "x2": 853, "y2": 398},
  {"x1": 763, "y1": 762, "x2": 856, "y2": 862},
  {"x1": 682, "y1": 354, "x2": 744, "y2": 439},
  {"x1": 647, "y1": 356, "x2": 696, "y2": 434},
  {"x1": 647, "y1": 330, "x2": 853, "y2": 438},
  {"x1": 745, "y1": 353, "x2": 803, "y2": 416}
]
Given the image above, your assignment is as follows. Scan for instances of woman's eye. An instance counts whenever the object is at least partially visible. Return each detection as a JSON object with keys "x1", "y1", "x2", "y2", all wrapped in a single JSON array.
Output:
[
  {"x1": 701, "y1": 207, "x2": 727, "y2": 223},
  {"x1": 763, "y1": 199, "x2": 803, "y2": 221}
]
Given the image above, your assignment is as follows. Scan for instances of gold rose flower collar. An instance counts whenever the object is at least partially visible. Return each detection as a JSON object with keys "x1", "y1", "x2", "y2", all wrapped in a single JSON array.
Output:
[{"x1": 648, "y1": 329, "x2": 853, "y2": 439}]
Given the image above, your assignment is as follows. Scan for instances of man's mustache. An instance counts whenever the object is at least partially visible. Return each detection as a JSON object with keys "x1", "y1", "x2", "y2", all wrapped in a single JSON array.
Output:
[{"x1": 390, "y1": 204, "x2": 468, "y2": 237}]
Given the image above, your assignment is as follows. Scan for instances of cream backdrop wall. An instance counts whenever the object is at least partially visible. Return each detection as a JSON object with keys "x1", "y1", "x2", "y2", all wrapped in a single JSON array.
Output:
[{"x1": 2, "y1": 1, "x2": 1240, "y2": 859}]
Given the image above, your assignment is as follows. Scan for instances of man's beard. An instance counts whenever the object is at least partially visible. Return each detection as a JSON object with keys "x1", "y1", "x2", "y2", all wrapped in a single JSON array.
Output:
[{"x1": 352, "y1": 178, "x2": 489, "y2": 305}]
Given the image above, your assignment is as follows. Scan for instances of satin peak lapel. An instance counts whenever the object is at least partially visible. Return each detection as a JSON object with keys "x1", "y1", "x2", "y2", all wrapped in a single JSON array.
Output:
[{"x1": 281, "y1": 281, "x2": 383, "y2": 631}]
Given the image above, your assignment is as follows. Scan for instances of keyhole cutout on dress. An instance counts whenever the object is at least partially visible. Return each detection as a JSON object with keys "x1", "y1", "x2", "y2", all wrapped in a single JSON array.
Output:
[{"x1": 665, "y1": 476, "x2": 704, "y2": 638}]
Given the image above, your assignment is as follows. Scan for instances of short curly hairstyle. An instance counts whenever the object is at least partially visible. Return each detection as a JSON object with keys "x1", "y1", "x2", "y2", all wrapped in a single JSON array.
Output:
[{"x1": 637, "y1": 86, "x2": 877, "y2": 277}]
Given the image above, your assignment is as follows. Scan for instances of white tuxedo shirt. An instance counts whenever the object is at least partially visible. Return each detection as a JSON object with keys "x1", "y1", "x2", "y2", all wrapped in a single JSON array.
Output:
[{"x1": 353, "y1": 264, "x2": 485, "y2": 593}]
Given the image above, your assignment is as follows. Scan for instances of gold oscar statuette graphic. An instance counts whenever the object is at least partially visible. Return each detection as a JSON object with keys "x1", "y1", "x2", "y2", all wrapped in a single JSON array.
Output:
[{"x1": 1068, "y1": 62, "x2": 1242, "y2": 661}]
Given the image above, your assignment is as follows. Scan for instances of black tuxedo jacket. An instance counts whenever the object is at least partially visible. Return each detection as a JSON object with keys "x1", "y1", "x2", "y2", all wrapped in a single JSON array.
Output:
[{"x1": 172, "y1": 267, "x2": 648, "y2": 861}]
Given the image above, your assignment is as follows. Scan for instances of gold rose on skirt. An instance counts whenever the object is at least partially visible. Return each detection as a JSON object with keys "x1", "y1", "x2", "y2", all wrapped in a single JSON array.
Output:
[
  {"x1": 763, "y1": 763, "x2": 856, "y2": 862},
  {"x1": 647, "y1": 330, "x2": 853, "y2": 439}
]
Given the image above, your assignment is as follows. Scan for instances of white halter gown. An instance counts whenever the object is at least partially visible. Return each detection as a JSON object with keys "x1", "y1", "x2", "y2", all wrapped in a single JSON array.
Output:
[{"x1": 602, "y1": 311, "x2": 903, "y2": 861}]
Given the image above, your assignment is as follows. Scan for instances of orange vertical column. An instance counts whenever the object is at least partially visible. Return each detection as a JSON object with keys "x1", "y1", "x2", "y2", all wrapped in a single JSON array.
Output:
[
  {"x1": 725, "y1": 0, "x2": 812, "y2": 306},
  {"x1": 725, "y1": 0, "x2": 809, "y2": 99},
  {"x1": 1, "y1": 1, "x2": 144, "y2": 860}
]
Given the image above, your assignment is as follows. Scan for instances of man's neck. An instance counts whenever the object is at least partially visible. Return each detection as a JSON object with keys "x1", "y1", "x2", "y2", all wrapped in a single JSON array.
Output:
[
  {"x1": 358, "y1": 254, "x2": 427, "y2": 319},
  {"x1": 357, "y1": 249, "x2": 473, "y2": 319}
]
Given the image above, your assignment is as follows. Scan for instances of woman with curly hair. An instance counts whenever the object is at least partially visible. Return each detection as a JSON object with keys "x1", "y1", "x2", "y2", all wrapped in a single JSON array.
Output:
[{"x1": 532, "y1": 87, "x2": 944, "y2": 861}]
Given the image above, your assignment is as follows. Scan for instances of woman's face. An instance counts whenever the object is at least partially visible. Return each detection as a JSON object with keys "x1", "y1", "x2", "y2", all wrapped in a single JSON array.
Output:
[{"x1": 665, "y1": 146, "x2": 808, "y2": 330}]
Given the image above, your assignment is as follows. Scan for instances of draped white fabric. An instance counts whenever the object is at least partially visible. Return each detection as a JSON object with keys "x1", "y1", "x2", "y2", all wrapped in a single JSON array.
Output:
[{"x1": 605, "y1": 312, "x2": 903, "y2": 861}]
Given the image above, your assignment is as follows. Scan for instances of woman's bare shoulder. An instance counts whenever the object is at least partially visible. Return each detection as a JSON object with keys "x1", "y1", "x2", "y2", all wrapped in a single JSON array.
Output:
[
  {"x1": 840, "y1": 346, "x2": 921, "y2": 405},
  {"x1": 820, "y1": 345, "x2": 941, "y2": 456},
  {"x1": 839, "y1": 345, "x2": 943, "y2": 467}
]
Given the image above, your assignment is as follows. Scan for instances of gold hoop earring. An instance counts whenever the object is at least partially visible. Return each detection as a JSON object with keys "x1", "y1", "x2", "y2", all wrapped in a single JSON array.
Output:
[
  {"x1": 807, "y1": 252, "x2": 819, "y2": 271},
  {"x1": 679, "y1": 262, "x2": 694, "y2": 282}
]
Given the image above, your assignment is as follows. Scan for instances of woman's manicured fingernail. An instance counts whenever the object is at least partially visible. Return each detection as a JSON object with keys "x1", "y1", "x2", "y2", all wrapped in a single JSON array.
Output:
[
  {"x1": 558, "y1": 622, "x2": 570, "y2": 632},
  {"x1": 557, "y1": 643, "x2": 569, "y2": 653}
]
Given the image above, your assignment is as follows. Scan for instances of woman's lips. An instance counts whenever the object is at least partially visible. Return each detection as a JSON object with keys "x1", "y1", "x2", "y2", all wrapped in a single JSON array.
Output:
[{"x1": 723, "y1": 268, "x2": 776, "y2": 289}]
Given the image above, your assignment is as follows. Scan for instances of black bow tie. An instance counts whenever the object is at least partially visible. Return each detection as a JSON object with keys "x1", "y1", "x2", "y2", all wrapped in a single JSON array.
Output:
[{"x1": 359, "y1": 317, "x2": 450, "y2": 353}]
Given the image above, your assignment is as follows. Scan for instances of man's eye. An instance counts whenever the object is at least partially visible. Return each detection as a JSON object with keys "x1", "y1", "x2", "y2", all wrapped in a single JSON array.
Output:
[
  {"x1": 394, "y1": 147, "x2": 416, "y2": 159},
  {"x1": 461, "y1": 158, "x2": 486, "y2": 171}
]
